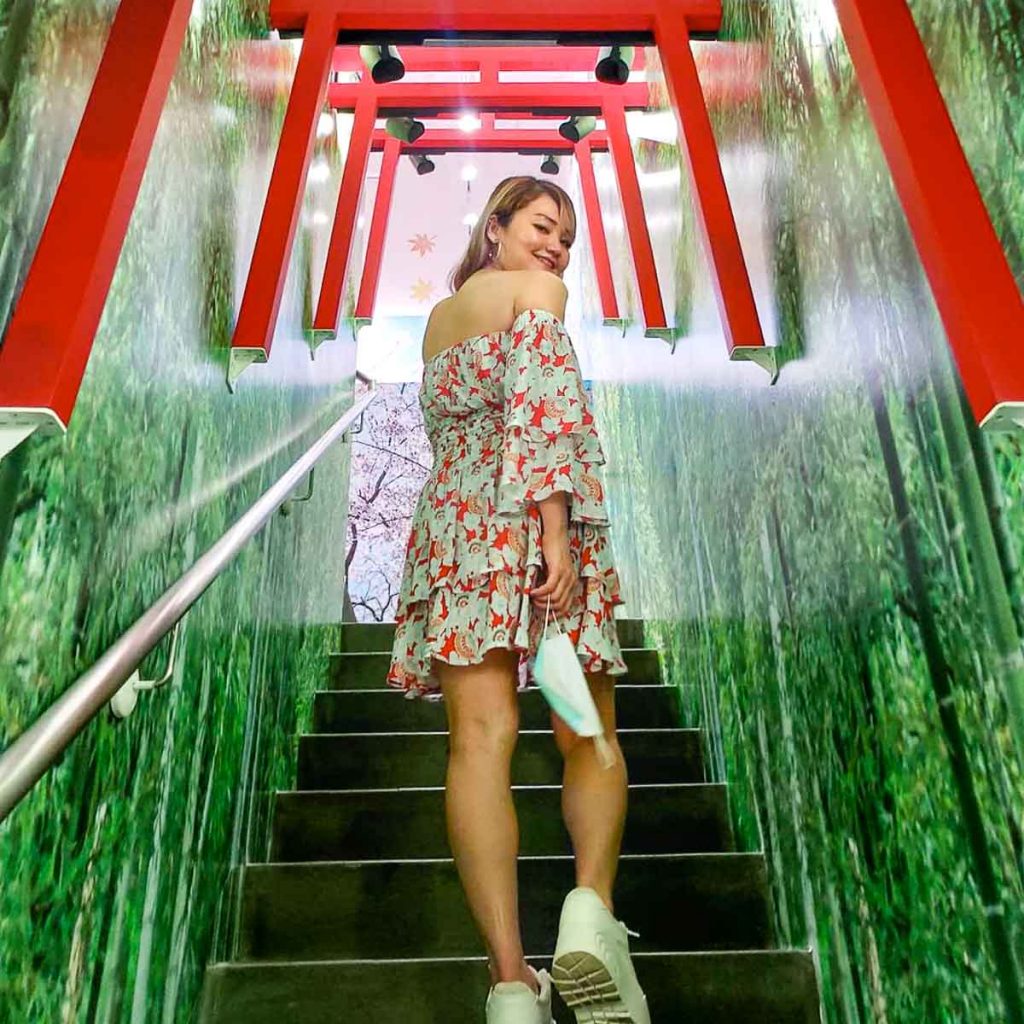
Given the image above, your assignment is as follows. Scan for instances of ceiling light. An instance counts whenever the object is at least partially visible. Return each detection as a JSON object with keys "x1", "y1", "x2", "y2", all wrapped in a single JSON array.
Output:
[
  {"x1": 359, "y1": 44, "x2": 405, "y2": 84},
  {"x1": 458, "y1": 113, "x2": 482, "y2": 133},
  {"x1": 461, "y1": 164, "x2": 478, "y2": 182},
  {"x1": 411, "y1": 153, "x2": 436, "y2": 176},
  {"x1": 463, "y1": 212, "x2": 479, "y2": 227},
  {"x1": 540, "y1": 154, "x2": 560, "y2": 175},
  {"x1": 308, "y1": 158, "x2": 330, "y2": 184},
  {"x1": 595, "y1": 45, "x2": 635, "y2": 85},
  {"x1": 385, "y1": 116, "x2": 426, "y2": 143},
  {"x1": 558, "y1": 115, "x2": 597, "y2": 143}
]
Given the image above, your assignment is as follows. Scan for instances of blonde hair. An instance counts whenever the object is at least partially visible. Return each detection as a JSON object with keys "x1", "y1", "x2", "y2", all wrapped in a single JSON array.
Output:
[{"x1": 449, "y1": 176, "x2": 577, "y2": 292}]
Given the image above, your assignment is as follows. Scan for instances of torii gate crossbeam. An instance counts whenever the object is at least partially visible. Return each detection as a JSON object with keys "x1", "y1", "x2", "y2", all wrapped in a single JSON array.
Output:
[
  {"x1": 4, "y1": 0, "x2": 1020, "y2": 452},
  {"x1": 230, "y1": 21, "x2": 773, "y2": 382},
  {"x1": 347, "y1": 128, "x2": 622, "y2": 329},
  {"x1": 300, "y1": 76, "x2": 665, "y2": 351}
]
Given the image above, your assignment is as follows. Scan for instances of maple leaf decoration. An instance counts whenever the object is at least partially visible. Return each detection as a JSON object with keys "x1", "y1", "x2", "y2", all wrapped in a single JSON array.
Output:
[
  {"x1": 408, "y1": 233, "x2": 437, "y2": 256},
  {"x1": 410, "y1": 278, "x2": 436, "y2": 303}
]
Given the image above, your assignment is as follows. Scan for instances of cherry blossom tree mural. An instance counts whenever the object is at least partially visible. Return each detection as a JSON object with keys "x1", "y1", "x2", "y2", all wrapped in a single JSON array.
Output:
[{"x1": 344, "y1": 381, "x2": 432, "y2": 620}]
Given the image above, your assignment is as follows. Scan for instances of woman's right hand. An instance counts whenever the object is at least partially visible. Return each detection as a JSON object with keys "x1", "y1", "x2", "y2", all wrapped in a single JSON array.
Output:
[{"x1": 530, "y1": 527, "x2": 576, "y2": 618}]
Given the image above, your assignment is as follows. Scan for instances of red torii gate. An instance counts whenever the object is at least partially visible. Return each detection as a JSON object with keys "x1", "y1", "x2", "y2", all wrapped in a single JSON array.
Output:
[
  {"x1": 297, "y1": 52, "x2": 657, "y2": 363},
  {"x1": 230, "y1": 33, "x2": 772, "y2": 383},
  {"x1": 345, "y1": 124, "x2": 623, "y2": 338},
  {"x1": 2, "y1": 0, "x2": 1023, "y2": 457}
]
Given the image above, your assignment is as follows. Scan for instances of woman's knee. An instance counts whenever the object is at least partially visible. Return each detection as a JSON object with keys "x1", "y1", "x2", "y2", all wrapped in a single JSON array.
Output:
[
  {"x1": 450, "y1": 708, "x2": 519, "y2": 758},
  {"x1": 438, "y1": 648, "x2": 520, "y2": 758}
]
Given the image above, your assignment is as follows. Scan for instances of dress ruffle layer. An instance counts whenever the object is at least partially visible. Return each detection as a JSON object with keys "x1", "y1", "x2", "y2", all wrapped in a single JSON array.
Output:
[{"x1": 387, "y1": 308, "x2": 627, "y2": 699}]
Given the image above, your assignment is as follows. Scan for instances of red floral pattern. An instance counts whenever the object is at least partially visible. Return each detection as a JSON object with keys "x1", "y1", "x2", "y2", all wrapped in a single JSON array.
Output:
[{"x1": 386, "y1": 308, "x2": 627, "y2": 698}]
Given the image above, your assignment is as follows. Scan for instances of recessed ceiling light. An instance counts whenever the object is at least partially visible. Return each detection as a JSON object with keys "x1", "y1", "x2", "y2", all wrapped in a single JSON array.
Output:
[{"x1": 308, "y1": 159, "x2": 330, "y2": 184}]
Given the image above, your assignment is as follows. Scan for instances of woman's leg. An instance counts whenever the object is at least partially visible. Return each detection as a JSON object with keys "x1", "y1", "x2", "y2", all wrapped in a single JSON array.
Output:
[
  {"x1": 552, "y1": 671, "x2": 628, "y2": 912},
  {"x1": 436, "y1": 647, "x2": 536, "y2": 991}
]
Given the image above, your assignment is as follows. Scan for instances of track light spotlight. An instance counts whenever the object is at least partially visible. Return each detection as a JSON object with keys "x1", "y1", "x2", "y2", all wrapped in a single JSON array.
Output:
[
  {"x1": 385, "y1": 116, "x2": 426, "y2": 143},
  {"x1": 540, "y1": 154, "x2": 560, "y2": 176},
  {"x1": 410, "y1": 153, "x2": 435, "y2": 176},
  {"x1": 359, "y1": 43, "x2": 406, "y2": 84},
  {"x1": 594, "y1": 45, "x2": 635, "y2": 85},
  {"x1": 558, "y1": 115, "x2": 598, "y2": 143}
]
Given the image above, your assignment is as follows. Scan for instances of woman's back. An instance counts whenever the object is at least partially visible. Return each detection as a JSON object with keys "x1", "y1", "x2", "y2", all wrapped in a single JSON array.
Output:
[{"x1": 422, "y1": 269, "x2": 565, "y2": 364}]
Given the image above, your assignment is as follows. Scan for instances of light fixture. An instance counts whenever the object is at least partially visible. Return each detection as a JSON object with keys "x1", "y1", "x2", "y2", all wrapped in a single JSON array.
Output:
[
  {"x1": 316, "y1": 112, "x2": 336, "y2": 138},
  {"x1": 308, "y1": 158, "x2": 331, "y2": 184},
  {"x1": 595, "y1": 45, "x2": 635, "y2": 85},
  {"x1": 540, "y1": 154, "x2": 560, "y2": 176},
  {"x1": 558, "y1": 115, "x2": 598, "y2": 143},
  {"x1": 385, "y1": 116, "x2": 426, "y2": 143},
  {"x1": 411, "y1": 153, "x2": 435, "y2": 176},
  {"x1": 462, "y1": 212, "x2": 479, "y2": 227},
  {"x1": 461, "y1": 164, "x2": 478, "y2": 182},
  {"x1": 359, "y1": 43, "x2": 405, "y2": 84},
  {"x1": 458, "y1": 112, "x2": 482, "y2": 133}
]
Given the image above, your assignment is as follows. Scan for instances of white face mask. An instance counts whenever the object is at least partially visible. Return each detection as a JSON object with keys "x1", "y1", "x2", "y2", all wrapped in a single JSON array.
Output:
[{"x1": 531, "y1": 595, "x2": 616, "y2": 769}]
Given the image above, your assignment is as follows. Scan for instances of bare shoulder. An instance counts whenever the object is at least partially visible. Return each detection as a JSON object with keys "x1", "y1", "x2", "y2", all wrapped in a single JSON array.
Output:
[
  {"x1": 426, "y1": 295, "x2": 453, "y2": 324},
  {"x1": 510, "y1": 269, "x2": 568, "y2": 320},
  {"x1": 423, "y1": 295, "x2": 452, "y2": 335}
]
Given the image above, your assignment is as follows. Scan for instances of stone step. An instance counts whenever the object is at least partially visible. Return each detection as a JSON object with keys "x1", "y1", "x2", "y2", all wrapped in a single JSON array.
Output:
[
  {"x1": 202, "y1": 950, "x2": 821, "y2": 1023},
  {"x1": 340, "y1": 617, "x2": 647, "y2": 653},
  {"x1": 239, "y1": 854, "x2": 773, "y2": 962},
  {"x1": 313, "y1": 683, "x2": 679, "y2": 733},
  {"x1": 270, "y1": 783, "x2": 734, "y2": 862},
  {"x1": 297, "y1": 728, "x2": 704, "y2": 790},
  {"x1": 328, "y1": 646, "x2": 662, "y2": 690}
]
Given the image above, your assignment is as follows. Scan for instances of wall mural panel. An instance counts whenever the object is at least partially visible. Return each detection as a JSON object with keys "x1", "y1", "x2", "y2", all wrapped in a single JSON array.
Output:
[
  {"x1": 348, "y1": 4, "x2": 1024, "y2": 1018},
  {"x1": 3, "y1": 0, "x2": 1024, "y2": 1021},
  {"x1": 592, "y1": 3, "x2": 1024, "y2": 1022},
  {"x1": 0, "y1": 3, "x2": 356, "y2": 1020}
]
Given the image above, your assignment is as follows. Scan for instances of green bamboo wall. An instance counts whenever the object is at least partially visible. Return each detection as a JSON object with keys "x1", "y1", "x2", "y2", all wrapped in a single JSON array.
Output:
[
  {"x1": 0, "y1": 2, "x2": 357, "y2": 1020},
  {"x1": 592, "y1": 2, "x2": 1024, "y2": 1021},
  {"x1": 3, "y1": 0, "x2": 1024, "y2": 1021}
]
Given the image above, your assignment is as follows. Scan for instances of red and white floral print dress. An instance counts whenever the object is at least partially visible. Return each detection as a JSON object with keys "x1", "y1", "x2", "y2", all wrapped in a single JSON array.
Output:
[{"x1": 386, "y1": 307, "x2": 628, "y2": 698}]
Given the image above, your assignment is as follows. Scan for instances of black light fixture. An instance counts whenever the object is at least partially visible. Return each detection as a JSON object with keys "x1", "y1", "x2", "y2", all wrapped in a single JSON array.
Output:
[
  {"x1": 540, "y1": 154, "x2": 560, "y2": 176},
  {"x1": 558, "y1": 115, "x2": 598, "y2": 143},
  {"x1": 385, "y1": 116, "x2": 426, "y2": 143},
  {"x1": 359, "y1": 44, "x2": 406, "y2": 84},
  {"x1": 410, "y1": 153, "x2": 436, "y2": 176},
  {"x1": 594, "y1": 45, "x2": 635, "y2": 85}
]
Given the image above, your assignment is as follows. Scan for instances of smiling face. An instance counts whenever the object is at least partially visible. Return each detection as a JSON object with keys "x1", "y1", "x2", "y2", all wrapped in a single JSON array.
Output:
[{"x1": 487, "y1": 194, "x2": 573, "y2": 277}]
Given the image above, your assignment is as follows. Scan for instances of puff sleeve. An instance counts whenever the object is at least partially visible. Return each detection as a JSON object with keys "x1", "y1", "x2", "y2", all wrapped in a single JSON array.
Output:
[{"x1": 495, "y1": 308, "x2": 610, "y2": 525}]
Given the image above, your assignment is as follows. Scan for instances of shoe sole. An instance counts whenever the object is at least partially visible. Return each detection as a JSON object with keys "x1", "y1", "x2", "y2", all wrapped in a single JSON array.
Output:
[{"x1": 551, "y1": 950, "x2": 638, "y2": 1023}]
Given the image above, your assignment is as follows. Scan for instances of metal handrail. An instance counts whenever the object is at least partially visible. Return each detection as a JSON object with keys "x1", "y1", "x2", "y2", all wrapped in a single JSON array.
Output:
[{"x1": 0, "y1": 389, "x2": 378, "y2": 822}]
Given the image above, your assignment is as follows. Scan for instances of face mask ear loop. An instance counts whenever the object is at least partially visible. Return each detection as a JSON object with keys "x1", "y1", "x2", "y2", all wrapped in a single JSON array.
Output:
[{"x1": 543, "y1": 593, "x2": 562, "y2": 637}]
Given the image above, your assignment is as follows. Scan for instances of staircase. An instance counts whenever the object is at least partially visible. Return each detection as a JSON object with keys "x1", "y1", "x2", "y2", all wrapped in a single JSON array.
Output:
[{"x1": 201, "y1": 620, "x2": 821, "y2": 1022}]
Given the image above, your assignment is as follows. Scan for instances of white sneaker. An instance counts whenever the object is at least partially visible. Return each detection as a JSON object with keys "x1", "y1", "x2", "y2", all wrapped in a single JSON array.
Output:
[
  {"x1": 485, "y1": 966, "x2": 553, "y2": 1024},
  {"x1": 551, "y1": 888, "x2": 651, "y2": 1024}
]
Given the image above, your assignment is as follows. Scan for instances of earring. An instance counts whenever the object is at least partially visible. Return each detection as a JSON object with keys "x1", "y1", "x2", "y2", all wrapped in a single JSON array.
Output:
[{"x1": 490, "y1": 239, "x2": 502, "y2": 264}]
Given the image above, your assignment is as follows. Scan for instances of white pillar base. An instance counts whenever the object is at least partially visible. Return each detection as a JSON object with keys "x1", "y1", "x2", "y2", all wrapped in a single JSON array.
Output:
[{"x1": 0, "y1": 409, "x2": 66, "y2": 460}]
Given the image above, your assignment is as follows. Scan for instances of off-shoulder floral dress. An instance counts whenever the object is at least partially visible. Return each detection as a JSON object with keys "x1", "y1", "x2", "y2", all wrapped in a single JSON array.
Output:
[{"x1": 386, "y1": 307, "x2": 628, "y2": 698}]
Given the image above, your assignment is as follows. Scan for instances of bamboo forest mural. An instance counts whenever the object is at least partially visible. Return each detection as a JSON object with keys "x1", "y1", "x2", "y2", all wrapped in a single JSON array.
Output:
[
  {"x1": 0, "y1": 1, "x2": 357, "y2": 1020},
  {"x1": 1, "y1": 0, "x2": 1023, "y2": 1021}
]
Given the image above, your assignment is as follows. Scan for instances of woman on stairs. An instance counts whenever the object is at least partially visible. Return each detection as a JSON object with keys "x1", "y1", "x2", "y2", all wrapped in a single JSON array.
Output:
[{"x1": 386, "y1": 176, "x2": 650, "y2": 1024}]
